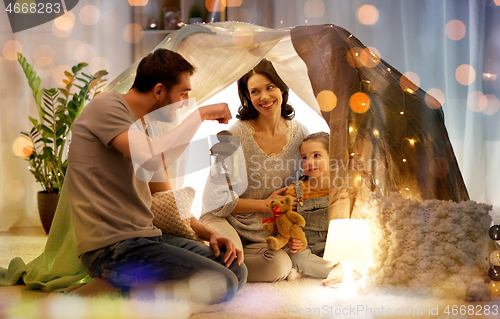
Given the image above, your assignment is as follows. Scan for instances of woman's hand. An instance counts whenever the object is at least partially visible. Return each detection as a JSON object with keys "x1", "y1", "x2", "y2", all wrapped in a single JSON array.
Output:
[
  {"x1": 288, "y1": 238, "x2": 304, "y2": 253},
  {"x1": 264, "y1": 187, "x2": 297, "y2": 213}
]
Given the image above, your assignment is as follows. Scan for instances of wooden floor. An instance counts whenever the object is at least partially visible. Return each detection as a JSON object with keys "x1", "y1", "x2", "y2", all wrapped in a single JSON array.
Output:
[{"x1": 0, "y1": 226, "x2": 47, "y2": 237}]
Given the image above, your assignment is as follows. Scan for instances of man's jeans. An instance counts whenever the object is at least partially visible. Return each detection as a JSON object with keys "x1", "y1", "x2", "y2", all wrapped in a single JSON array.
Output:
[{"x1": 81, "y1": 234, "x2": 247, "y2": 303}]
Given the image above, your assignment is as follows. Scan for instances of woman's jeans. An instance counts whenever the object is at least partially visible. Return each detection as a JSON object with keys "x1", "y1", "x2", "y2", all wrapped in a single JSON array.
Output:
[{"x1": 81, "y1": 234, "x2": 247, "y2": 303}]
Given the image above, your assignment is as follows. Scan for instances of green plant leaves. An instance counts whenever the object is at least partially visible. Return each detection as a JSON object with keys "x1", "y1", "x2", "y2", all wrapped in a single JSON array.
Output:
[{"x1": 17, "y1": 53, "x2": 107, "y2": 194}]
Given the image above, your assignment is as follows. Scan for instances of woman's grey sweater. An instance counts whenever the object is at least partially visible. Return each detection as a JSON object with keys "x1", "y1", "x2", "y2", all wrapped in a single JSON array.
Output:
[{"x1": 201, "y1": 120, "x2": 309, "y2": 244}]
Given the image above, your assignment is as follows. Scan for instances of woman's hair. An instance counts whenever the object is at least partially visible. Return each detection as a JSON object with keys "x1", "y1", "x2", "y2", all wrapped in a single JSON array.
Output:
[
  {"x1": 131, "y1": 49, "x2": 195, "y2": 93},
  {"x1": 301, "y1": 131, "x2": 330, "y2": 153},
  {"x1": 236, "y1": 59, "x2": 295, "y2": 120}
]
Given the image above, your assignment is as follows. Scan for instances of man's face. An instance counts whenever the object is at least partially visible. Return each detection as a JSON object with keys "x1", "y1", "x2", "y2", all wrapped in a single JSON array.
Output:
[{"x1": 160, "y1": 72, "x2": 192, "y2": 122}]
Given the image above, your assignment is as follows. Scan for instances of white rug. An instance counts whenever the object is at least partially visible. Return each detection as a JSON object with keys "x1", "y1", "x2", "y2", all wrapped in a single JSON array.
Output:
[{"x1": 1, "y1": 235, "x2": 500, "y2": 319}]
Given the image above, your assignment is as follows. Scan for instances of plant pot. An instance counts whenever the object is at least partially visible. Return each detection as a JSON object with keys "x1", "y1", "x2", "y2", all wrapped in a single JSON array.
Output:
[{"x1": 37, "y1": 191, "x2": 60, "y2": 234}]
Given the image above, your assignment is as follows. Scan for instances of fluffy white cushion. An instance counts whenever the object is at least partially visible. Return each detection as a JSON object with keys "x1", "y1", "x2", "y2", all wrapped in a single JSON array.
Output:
[
  {"x1": 361, "y1": 193, "x2": 492, "y2": 301},
  {"x1": 151, "y1": 187, "x2": 202, "y2": 242}
]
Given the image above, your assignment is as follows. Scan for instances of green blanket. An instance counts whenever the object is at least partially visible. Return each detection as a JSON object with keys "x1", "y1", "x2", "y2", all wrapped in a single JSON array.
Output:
[{"x1": 0, "y1": 180, "x2": 89, "y2": 291}]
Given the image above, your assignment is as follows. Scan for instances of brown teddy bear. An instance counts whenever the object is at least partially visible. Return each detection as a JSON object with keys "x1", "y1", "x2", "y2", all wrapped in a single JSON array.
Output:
[{"x1": 262, "y1": 195, "x2": 307, "y2": 252}]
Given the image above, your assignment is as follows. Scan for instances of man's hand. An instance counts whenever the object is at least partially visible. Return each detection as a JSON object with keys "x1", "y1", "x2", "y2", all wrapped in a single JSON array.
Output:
[
  {"x1": 288, "y1": 238, "x2": 304, "y2": 254},
  {"x1": 199, "y1": 103, "x2": 232, "y2": 124},
  {"x1": 209, "y1": 233, "x2": 243, "y2": 268}
]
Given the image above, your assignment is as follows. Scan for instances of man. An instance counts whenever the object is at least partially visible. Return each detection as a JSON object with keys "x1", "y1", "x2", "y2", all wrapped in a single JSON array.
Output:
[{"x1": 66, "y1": 49, "x2": 247, "y2": 303}]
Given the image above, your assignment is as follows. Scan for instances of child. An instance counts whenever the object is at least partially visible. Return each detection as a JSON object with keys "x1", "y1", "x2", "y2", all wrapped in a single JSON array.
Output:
[{"x1": 284, "y1": 132, "x2": 332, "y2": 280}]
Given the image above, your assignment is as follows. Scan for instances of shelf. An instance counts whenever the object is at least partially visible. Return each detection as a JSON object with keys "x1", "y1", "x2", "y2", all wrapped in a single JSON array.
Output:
[{"x1": 142, "y1": 29, "x2": 178, "y2": 34}]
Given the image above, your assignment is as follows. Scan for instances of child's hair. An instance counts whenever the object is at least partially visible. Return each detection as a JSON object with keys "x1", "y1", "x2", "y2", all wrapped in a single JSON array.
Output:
[{"x1": 300, "y1": 132, "x2": 330, "y2": 152}]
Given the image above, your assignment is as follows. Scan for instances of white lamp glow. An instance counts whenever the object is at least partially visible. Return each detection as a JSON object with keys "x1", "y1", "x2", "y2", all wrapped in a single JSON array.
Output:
[{"x1": 324, "y1": 219, "x2": 370, "y2": 292}]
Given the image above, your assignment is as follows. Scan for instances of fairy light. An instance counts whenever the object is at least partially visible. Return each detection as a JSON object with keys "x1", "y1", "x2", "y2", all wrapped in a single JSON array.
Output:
[
  {"x1": 387, "y1": 68, "x2": 391, "y2": 72},
  {"x1": 305, "y1": 20, "x2": 307, "y2": 26},
  {"x1": 373, "y1": 129, "x2": 379, "y2": 137},
  {"x1": 400, "y1": 111, "x2": 404, "y2": 115},
  {"x1": 281, "y1": 20, "x2": 283, "y2": 27},
  {"x1": 350, "y1": 152, "x2": 354, "y2": 156},
  {"x1": 402, "y1": 158, "x2": 407, "y2": 162},
  {"x1": 349, "y1": 126, "x2": 354, "y2": 132},
  {"x1": 405, "y1": 187, "x2": 409, "y2": 191},
  {"x1": 28, "y1": 166, "x2": 32, "y2": 170},
  {"x1": 408, "y1": 139, "x2": 415, "y2": 146}
]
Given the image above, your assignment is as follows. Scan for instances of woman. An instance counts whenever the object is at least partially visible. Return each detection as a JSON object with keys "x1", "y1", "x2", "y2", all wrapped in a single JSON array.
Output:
[{"x1": 201, "y1": 59, "x2": 309, "y2": 282}]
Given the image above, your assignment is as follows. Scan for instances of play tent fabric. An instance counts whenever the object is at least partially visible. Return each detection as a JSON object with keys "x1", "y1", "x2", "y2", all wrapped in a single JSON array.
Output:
[{"x1": 0, "y1": 22, "x2": 467, "y2": 290}]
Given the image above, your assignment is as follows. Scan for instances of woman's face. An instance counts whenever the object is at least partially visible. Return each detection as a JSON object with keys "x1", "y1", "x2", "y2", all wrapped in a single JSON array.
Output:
[{"x1": 247, "y1": 73, "x2": 284, "y2": 118}]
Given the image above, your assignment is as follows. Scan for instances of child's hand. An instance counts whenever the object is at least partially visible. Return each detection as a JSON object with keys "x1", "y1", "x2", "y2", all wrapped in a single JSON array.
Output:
[{"x1": 288, "y1": 238, "x2": 304, "y2": 253}]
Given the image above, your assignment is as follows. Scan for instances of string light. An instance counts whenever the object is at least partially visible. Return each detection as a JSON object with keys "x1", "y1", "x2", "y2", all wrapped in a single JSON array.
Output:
[
  {"x1": 405, "y1": 187, "x2": 409, "y2": 191},
  {"x1": 408, "y1": 139, "x2": 415, "y2": 146},
  {"x1": 305, "y1": 20, "x2": 307, "y2": 26},
  {"x1": 400, "y1": 111, "x2": 404, "y2": 115},
  {"x1": 349, "y1": 126, "x2": 354, "y2": 132},
  {"x1": 402, "y1": 158, "x2": 407, "y2": 162}
]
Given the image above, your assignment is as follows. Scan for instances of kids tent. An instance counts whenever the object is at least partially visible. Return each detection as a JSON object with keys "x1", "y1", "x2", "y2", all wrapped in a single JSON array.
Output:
[{"x1": 0, "y1": 22, "x2": 468, "y2": 290}]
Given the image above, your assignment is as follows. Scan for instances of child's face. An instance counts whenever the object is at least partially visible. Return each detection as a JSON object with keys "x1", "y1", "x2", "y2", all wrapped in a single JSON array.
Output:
[{"x1": 300, "y1": 140, "x2": 329, "y2": 178}]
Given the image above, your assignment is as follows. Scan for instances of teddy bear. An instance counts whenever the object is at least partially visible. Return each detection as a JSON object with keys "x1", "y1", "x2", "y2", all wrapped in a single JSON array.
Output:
[{"x1": 262, "y1": 195, "x2": 307, "y2": 252}]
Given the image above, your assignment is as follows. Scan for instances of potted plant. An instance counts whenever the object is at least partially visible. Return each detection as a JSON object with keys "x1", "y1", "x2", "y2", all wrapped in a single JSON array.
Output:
[
  {"x1": 17, "y1": 53, "x2": 107, "y2": 233},
  {"x1": 189, "y1": 5, "x2": 203, "y2": 24}
]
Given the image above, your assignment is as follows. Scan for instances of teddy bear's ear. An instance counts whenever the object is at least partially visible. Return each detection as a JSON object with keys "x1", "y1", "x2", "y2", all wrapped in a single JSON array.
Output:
[{"x1": 285, "y1": 195, "x2": 294, "y2": 206}]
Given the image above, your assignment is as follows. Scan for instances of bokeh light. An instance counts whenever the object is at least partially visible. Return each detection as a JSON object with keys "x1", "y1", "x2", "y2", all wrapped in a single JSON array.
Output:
[
  {"x1": 75, "y1": 44, "x2": 96, "y2": 62},
  {"x1": 304, "y1": 0, "x2": 325, "y2": 19},
  {"x1": 4, "y1": 180, "x2": 26, "y2": 202},
  {"x1": 400, "y1": 72, "x2": 420, "y2": 93},
  {"x1": 2, "y1": 40, "x2": 22, "y2": 60},
  {"x1": 316, "y1": 90, "x2": 337, "y2": 112},
  {"x1": 347, "y1": 47, "x2": 365, "y2": 68},
  {"x1": 206, "y1": 0, "x2": 225, "y2": 12},
  {"x1": 480, "y1": 94, "x2": 499, "y2": 115},
  {"x1": 79, "y1": 5, "x2": 100, "y2": 26},
  {"x1": 429, "y1": 157, "x2": 449, "y2": 178},
  {"x1": 349, "y1": 92, "x2": 370, "y2": 113},
  {"x1": 232, "y1": 27, "x2": 253, "y2": 48},
  {"x1": 456, "y1": 64, "x2": 476, "y2": 85},
  {"x1": 52, "y1": 21, "x2": 73, "y2": 38},
  {"x1": 52, "y1": 64, "x2": 71, "y2": 87},
  {"x1": 495, "y1": 0, "x2": 500, "y2": 6},
  {"x1": 446, "y1": 20, "x2": 466, "y2": 41},
  {"x1": 467, "y1": 91, "x2": 484, "y2": 112},
  {"x1": 483, "y1": 73, "x2": 497, "y2": 81},
  {"x1": 123, "y1": 23, "x2": 144, "y2": 44},
  {"x1": 361, "y1": 47, "x2": 380, "y2": 68},
  {"x1": 221, "y1": 0, "x2": 242, "y2": 7},
  {"x1": 425, "y1": 88, "x2": 445, "y2": 109},
  {"x1": 90, "y1": 57, "x2": 111, "y2": 75},
  {"x1": 129, "y1": 0, "x2": 148, "y2": 6},
  {"x1": 12, "y1": 136, "x2": 33, "y2": 158},
  {"x1": 34, "y1": 45, "x2": 55, "y2": 67},
  {"x1": 64, "y1": 39, "x2": 82, "y2": 60},
  {"x1": 53, "y1": 11, "x2": 75, "y2": 31},
  {"x1": 356, "y1": 5, "x2": 379, "y2": 25}
]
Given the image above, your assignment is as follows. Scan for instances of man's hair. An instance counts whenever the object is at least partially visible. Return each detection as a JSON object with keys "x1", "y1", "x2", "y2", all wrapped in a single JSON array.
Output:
[
  {"x1": 301, "y1": 131, "x2": 330, "y2": 152},
  {"x1": 236, "y1": 59, "x2": 295, "y2": 121},
  {"x1": 130, "y1": 49, "x2": 195, "y2": 93}
]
